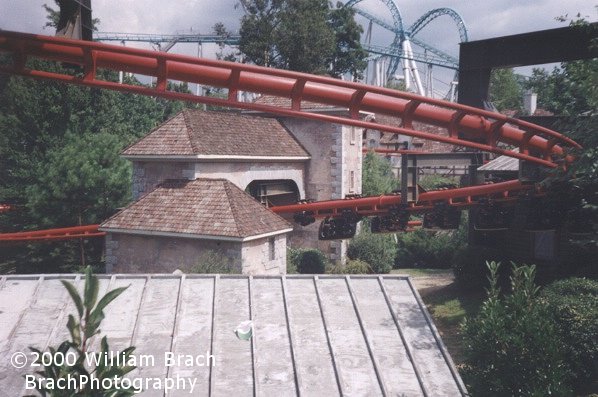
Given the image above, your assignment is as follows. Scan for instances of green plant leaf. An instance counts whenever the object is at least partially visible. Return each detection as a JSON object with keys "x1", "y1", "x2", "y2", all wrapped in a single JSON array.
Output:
[
  {"x1": 66, "y1": 314, "x2": 81, "y2": 346},
  {"x1": 85, "y1": 310, "x2": 105, "y2": 339},
  {"x1": 92, "y1": 286, "x2": 128, "y2": 318},
  {"x1": 60, "y1": 280, "x2": 84, "y2": 318},
  {"x1": 83, "y1": 265, "x2": 99, "y2": 312}
]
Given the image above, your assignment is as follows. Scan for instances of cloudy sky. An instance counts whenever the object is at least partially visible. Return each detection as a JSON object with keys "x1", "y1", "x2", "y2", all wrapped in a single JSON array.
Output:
[{"x1": 0, "y1": 0, "x2": 595, "y2": 88}]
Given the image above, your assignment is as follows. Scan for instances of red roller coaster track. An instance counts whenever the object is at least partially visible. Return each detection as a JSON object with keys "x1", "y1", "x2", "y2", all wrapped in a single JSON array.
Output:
[
  {"x1": 0, "y1": 225, "x2": 105, "y2": 242},
  {"x1": 0, "y1": 31, "x2": 580, "y2": 242}
]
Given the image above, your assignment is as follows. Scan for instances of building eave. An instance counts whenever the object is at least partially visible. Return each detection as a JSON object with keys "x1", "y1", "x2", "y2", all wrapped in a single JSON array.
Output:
[
  {"x1": 99, "y1": 227, "x2": 294, "y2": 242},
  {"x1": 121, "y1": 154, "x2": 311, "y2": 162}
]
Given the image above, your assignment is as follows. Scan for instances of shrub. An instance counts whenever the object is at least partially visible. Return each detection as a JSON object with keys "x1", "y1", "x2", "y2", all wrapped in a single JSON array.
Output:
[
  {"x1": 347, "y1": 231, "x2": 395, "y2": 274},
  {"x1": 418, "y1": 174, "x2": 458, "y2": 190},
  {"x1": 343, "y1": 259, "x2": 372, "y2": 274},
  {"x1": 396, "y1": 227, "x2": 466, "y2": 269},
  {"x1": 557, "y1": 240, "x2": 598, "y2": 279},
  {"x1": 191, "y1": 250, "x2": 236, "y2": 274},
  {"x1": 461, "y1": 262, "x2": 571, "y2": 397},
  {"x1": 541, "y1": 278, "x2": 598, "y2": 394},
  {"x1": 286, "y1": 248, "x2": 299, "y2": 274},
  {"x1": 288, "y1": 248, "x2": 327, "y2": 274},
  {"x1": 328, "y1": 259, "x2": 372, "y2": 274},
  {"x1": 452, "y1": 245, "x2": 507, "y2": 291}
]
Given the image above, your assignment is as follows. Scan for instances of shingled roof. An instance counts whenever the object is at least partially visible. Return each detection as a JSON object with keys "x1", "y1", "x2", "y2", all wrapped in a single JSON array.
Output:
[
  {"x1": 253, "y1": 95, "x2": 338, "y2": 110},
  {"x1": 122, "y1": 109, "x2": 309, "y2": 159},
  {"x1": 100, "y1": 179, "x2": 292, "y2": 241}
]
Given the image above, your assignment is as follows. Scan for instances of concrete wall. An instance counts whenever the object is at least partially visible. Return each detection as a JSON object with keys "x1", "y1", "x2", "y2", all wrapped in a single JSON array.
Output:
[
  {"x1": 105, "y1": 233, "x2": 287, "y2": 275},
  {"x1": 131, "y1": 160, "x2": 306, "y2": 200},
  {"x1": 132, "y1": 161, "x2": 194, "y2": 200},
  {"x1": 192, "y1": 161, "x2": 306, "y2": 199}
]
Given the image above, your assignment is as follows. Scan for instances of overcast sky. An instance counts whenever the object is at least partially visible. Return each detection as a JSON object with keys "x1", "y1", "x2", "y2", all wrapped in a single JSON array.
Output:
[{"x1": 1, "y1": 0, "x2": 596, "y2": 85}]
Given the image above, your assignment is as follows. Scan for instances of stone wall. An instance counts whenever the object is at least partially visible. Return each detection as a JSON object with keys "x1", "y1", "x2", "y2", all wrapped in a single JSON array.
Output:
[
  {"x1": 281, "y1": 118, "x2": 338, "y2": 201},
  {"x1": 241, "y1": 234, "x2": 287, "y2": 275},
  {"x1": 280, "y1": 117, "x2": 363, "y2": 264},
  {"x1": 105, "y1": 233, "x2": 287, "y2": 275}
]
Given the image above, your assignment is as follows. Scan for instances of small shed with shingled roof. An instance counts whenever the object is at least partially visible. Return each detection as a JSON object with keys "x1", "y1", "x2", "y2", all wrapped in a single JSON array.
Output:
[{"x1": 100, "y1": 178, "x2": 293, "y2": 275}]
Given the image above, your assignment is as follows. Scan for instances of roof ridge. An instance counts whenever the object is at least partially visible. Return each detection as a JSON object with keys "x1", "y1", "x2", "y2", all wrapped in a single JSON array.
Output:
[
  {"x1": 120, "y1": 111, "x2": 181, "y2": 155},
  {"x1": 181, "y1": 109, "x2": 198, "y2": 153},
  {"x1": 221, "y1": 180, "x2": 242, "y2": 237}
]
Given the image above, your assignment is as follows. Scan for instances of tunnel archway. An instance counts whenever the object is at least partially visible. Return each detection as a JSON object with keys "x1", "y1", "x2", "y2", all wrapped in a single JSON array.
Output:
[{"x1": 246, "y1": 180, "x2": 300, "y2": 207}]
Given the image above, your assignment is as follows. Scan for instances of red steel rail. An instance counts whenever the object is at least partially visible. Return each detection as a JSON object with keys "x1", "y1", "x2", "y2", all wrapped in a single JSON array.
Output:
[
  {"x1": 0, "y1": 204, "x2": 14, "y2": 213},
  {"x1": 0, "y1": 30, "x2": 580, "y2": 168},
  {"x1": 0, "y1": 31, "x2": 579, "y2": 239},
  {"x1": 0, "y1": 225, "x2": 105, "y2": 242},
  {"x1": 271, "y1": 180, "x2": 536, "y2": 218}
]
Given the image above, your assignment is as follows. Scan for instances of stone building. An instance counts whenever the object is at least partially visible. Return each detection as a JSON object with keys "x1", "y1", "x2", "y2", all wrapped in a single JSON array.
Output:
[
  {"x1": 122, "y1": 110, "x2": 310, "y2": 204},
  {"x1": 100, "y1": 178, "x2": 292, "y2": 274},
  {"x1": 102, "y1": 103, "x2": 362, "y2": 273},
  {"x1": 250, "y1": 96, "x2": 364, "y2": 262}
]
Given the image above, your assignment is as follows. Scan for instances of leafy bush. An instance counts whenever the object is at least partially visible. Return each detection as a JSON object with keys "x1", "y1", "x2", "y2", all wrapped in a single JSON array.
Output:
[
  {"x1": 362, "y1": 151, "x2": 399, "y2": 196},
  {"x1": 396, "y1": 226, "x2": 466, "y2": 269},
  {"x1": 418, "y1": 174, "x2": 458, "y2": 190},
  {"x1": 347, "y1": 231, "x2": 395, "y2": 274},
  {"x1": 462, "y1": 262, "x2": 571, "y2": 397},
  {"x1": 557, "y1": 240, "x2": 598, "y2": 279},
  {"x1": 452, "y1": 245, "x2": 507, "y2": 291},
  {"x1": 328, "y1": 259, "x2": 372, "y2": 274},
  {"x1": 191, "y1": 250, "x2": 236, "y2": 274},
  {"x1": 541, "y1": 278, "x2": 598, "y2": 394},
  {"x1": 28, "y1": 266, "x2": 138, "y2": 396},
  {"x1": 288, "y1": 248, "x2": 327, "y2": 274}
]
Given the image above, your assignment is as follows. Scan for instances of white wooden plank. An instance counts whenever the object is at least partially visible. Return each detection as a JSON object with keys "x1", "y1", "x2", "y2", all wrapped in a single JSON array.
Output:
[
  {"x1": 351, "y1": 278, "x2": 424, "y2": 397},
  {"x1": 383, "y1": 278, "x2": 462, "y2": 396},
  {"x1": 210, "y1": 277, "x2": 253, "y2": 397},
  {"x1": 96, "y1": 277, "x2": 148, "y2": 351},
  {"x1": 167, "y1": 277, "x2": 215, "y2": 397},
  {"x1": 129, "y1": 277, "x2": 181, "y2": 397},
  {"x1": 316, "y1": 277, "x2": 383, "y2": 396},
  {"x1": 285, "y1": 278, "x2": 339, "y2": 397},
  {"x1": 0, "y1": 278, "x2": 71, "y2": 395},
  {"x1": 0, "y1": 278, "x2": 40, "y2": 351},
  {"x1": 251, "y1": 277, "x2": 296, "y2": 396}
]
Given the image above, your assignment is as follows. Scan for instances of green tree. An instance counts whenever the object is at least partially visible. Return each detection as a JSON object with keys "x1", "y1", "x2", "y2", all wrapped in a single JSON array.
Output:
[
  {"x1": 325, "y1": 2, "x2": 368, "y2": 79},
  {"x1": 288, "y1": 248, "x2": 328, "y2": 274},
  {"x1": 238, "y1": 0, "x2": 367, "y2": 78},
  {"x1": 362, "y1": 151, "x2": 399, "y2": 196},
  {"x1": 26, "y1": 132, "x2": 131, "y2": 227},
  {"x1": 488, "y1": 68, "x2": 523, "y2": 112},
  {"x1": 0, "y1": 59, "x2": 187, "y2": 273},
  {"x1": 525, "y1": 19, "x2": 597, "y2": 253}
]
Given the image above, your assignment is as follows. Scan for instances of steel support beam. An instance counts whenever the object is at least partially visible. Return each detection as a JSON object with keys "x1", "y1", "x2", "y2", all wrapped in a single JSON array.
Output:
[{"x1": 458, "y1": 23, "x2": 598, "y2": 108}]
